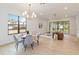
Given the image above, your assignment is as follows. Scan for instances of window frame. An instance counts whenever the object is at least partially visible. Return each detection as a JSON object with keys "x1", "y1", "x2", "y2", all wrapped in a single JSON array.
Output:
[{"x1": 8, "y1": 14, "x2": 26, "y2": 35}]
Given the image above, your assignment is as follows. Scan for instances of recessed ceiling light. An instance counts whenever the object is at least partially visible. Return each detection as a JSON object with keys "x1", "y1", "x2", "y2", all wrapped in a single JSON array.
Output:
[{"x1": 64, "y1": 7, "x2": 68, "y2": 10}]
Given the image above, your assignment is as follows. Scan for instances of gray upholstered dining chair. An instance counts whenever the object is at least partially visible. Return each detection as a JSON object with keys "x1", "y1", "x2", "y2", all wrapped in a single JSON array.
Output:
[
  {"x1": 23, "y1": 35, "x2": 34, "y2": 51},
  {"x1": 13, "y1": 34, "x2": 24, "y2": 51}
]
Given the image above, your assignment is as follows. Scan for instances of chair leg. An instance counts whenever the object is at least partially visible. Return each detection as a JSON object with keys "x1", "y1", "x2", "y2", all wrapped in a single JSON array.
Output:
[
  {"x1": 37, "y1": 40, "x2": 39, "y2": 45},
  {"x1": 37, "y1": 36, "x2": 39, "y2": 40},
  {"x1": 23, "y1": 41, "x2": 25, "y2": 49},
  {"x1": 31, "y1": 43, "x2": 33, "y2": 49},
  {"x1": 22, "y1": 40, "x2": 26, "y2": 51},
  {"x1": 16, "y1": 44, "x2": 18, "y2": 51},
  {"x1": 24, "y1": 45, "x2": 27, "y2": 51}
]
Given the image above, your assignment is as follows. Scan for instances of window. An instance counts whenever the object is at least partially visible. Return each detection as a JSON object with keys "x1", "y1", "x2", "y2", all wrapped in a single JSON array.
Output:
[
  {"x1": 49, "y1": 21, "x2": 70, "y2": 34},
  {"x1": 8, "y1": 14, "x2": 26, "y2": 34},
  {"x1": 19, "y1": 16, "x2": 26, "y2": 33}
]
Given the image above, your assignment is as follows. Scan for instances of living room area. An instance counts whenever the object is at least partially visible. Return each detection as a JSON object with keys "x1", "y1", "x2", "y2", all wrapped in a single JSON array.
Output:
[{"x1": 0, "y1": 3, "x2": 79, "y2": 55}]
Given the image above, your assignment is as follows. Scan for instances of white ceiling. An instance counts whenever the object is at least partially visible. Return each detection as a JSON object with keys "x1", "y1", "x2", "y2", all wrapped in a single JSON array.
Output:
[{"x1": 1, "y1": 3, "x2": 79, "y2": 20}]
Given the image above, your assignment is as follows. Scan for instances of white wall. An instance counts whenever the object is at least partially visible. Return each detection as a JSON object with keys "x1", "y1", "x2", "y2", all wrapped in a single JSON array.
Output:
[
  {"x1": 69, "y1": 16, "x2": 77, "y2": 36},
  {"x1": 0, "y1": 5, "x2": 21, "y2": 45},
  {"x1": 27, "y1": 18, "x2": 48, "y2": 34},
  {"x1": 76, "y1": 15, "x2": 79, "y2": 38}
]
